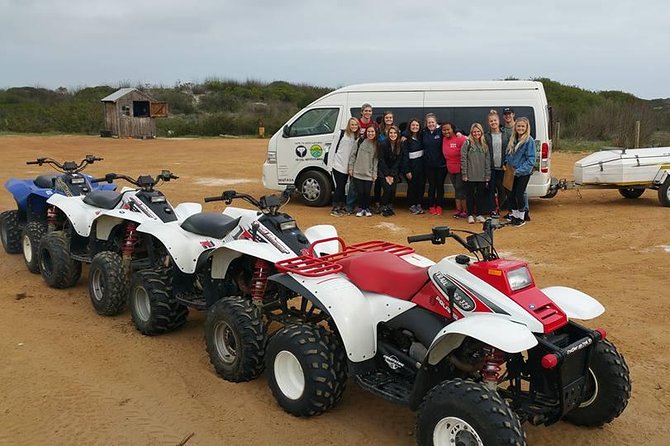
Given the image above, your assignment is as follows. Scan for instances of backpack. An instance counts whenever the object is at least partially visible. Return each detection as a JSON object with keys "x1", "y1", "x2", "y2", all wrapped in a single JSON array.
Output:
[{"x1": 323, "y1": 130, "x2": 345, "y2": 166}]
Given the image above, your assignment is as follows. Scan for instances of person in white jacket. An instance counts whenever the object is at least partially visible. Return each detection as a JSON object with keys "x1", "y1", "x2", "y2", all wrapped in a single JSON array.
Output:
[{"x1": 327, "y1": 117, "x2": 360, "y2": 216}]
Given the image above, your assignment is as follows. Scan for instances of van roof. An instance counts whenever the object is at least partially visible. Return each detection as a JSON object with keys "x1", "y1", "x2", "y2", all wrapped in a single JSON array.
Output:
[{"x1": 332, "y1": 80, "x2": 542, "y2": 93}]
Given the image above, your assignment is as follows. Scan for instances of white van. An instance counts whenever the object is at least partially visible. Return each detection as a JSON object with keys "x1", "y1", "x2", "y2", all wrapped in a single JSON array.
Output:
[{"x1": 262, "y1": 81, "x2": 556, "y2": 206}]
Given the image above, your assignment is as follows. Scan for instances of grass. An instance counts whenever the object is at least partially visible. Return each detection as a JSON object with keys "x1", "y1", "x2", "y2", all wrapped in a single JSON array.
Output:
[{"x1": 554, "y1": 138, "x2": 613, "y2": 153}]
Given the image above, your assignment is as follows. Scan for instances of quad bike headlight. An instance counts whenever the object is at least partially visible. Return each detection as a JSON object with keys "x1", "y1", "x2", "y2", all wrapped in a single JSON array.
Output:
[
  {"x1": 279, "y1": 220, "x2": 297, "y2": 231},
  {"x1": 71, "y1": 176, "x2": 85, "y2": 184},
  {"x1": 507, "y1": 266, "x2": 532, "y2": 291},
  {"x1": 150, "y1": 195, "x2": 167, "y2": 203}
]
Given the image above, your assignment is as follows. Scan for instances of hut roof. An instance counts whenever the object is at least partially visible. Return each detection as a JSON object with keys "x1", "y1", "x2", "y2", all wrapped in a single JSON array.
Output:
[{"x1": 101, "y1": 88, "x2": 155, "y2": 102}]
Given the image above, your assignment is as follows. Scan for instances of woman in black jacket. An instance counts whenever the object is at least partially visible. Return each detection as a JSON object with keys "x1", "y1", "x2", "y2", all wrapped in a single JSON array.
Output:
[
  {"x1": 401, "y1": 118, "x2": 425, "y2": 214},
  {"x1": 378, "y1": 125, "x2": 403, "y2": 216}
]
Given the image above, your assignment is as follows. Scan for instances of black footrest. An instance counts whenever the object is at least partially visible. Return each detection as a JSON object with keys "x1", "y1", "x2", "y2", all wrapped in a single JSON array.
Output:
[{"x1": 356, "y1": 370, "x2": 412, "y2": 406}]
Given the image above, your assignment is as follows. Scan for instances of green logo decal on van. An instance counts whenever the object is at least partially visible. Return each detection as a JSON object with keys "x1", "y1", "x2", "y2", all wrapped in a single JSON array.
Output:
[{"x1": 309, "y1": 145, "x2": 323, "y2": 158}]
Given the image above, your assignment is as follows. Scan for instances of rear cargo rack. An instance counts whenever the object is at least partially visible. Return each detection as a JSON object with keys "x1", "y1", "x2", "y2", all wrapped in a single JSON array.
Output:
[{"x1": 275, "y1": 239, "x2": 415, "y2": 277}]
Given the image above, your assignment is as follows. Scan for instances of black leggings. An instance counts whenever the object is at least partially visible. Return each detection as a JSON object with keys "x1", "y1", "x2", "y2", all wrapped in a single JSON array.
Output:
[
  {"x1": 373, "y1": 177, "x2": 383, "y2": 204},
  {"x1": 380, "y1": 178, "x2": 397, "y2": 206},
  {"x1": 407, "y1": 171, "x2": 425, "y2": 207},
  {"x1": 509, "y1": 174, "x2": 531, "y2": 211},
  {"x1": 332, "y1": 169, "x2": 349, "y2": 205},
  {"x1": 426, "y1": 166, "x2": 446, "y2": 207},
  {"x1": 465, "y1": 181, "x2": 489, "y2": 216},
  {"x1": 353, "y1": 178, "x2": 373, "y2": 210}
]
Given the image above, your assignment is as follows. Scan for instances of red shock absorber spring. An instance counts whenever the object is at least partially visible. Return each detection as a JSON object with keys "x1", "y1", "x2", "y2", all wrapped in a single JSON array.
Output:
[
  {"x1": 481, "y1": 346, "x2": 505, "y2": 388},
  {"x1": 250, "y1": 258, "x2": 270, "y2": 307},
  {"x1": 122, "y1": 223, "x2": 138, "y2": 259},
  {"x1": 47, "y1": 205, "x2": 58, "y2": 231}
]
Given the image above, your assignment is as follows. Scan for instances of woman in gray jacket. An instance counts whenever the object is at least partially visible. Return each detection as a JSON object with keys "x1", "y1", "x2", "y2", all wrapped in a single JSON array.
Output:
[
  {"x1": 348, "y1": 126, "x2": 379, "y2": 217},
  {"x1": 461, "y1": 123, "x2": 491, "y2": 224}
]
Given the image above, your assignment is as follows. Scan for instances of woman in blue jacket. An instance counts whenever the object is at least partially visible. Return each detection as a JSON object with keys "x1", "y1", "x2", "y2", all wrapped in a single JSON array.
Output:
[
  {"x1": 422, "y1": 113, "x2": 445, "y2": 215},
  {"x1": 505, "y1": 117, "x2": 536, "y2": 226}
]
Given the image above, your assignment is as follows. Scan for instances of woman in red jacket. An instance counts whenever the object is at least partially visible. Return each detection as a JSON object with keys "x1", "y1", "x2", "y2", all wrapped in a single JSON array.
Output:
[{"x1": 441, "y1": 122, "x2": 467, "y2": 218}]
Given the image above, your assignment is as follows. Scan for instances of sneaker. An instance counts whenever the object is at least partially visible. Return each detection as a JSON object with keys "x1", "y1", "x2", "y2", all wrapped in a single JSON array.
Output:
[
  {"x1": 476, "y1": 215, "x2": 486, "y2": 223},
  {"x1": 459, "y1": 211, "x2": 468, "y2": 218},
  {"x1": 467, "y1": 215, "x2": 475, "y2": 224},
  {"x1": 503, "y1": 213, "x2": 513, "y2": 222},
  {"x1": 330, "y1": 208, "x2": 343, "y2": 217},
  {"x1": 511, "y1": 217, "x2": 526, "y2": 227},
  {"x1": 356, "y1": 210, "x2": 365, "y2": 217},
  {"x1": 490, "y1": 211, "x2": 499, "y2": 218},
  {"x1": 452, "y1": 210, "x2": 462, "y2": 217},
  {"x1": 428, "y1": 206, "x2": 436, "y2": 215},
  {"x1": 409, "y1": 205, "x2": 418, "y2": 214},
  {"x1": 416, "y1": 205, "x2": 426, "y2": 214},
  {"x1": 364, "y1": 209, "x2": 373, "y2": 217},
  {"x1": 435, "y1": 206, "x2": 443, "y2": 216},
  {"x1": 524, "y1": 212, "x2": 531, "y2": 222}
]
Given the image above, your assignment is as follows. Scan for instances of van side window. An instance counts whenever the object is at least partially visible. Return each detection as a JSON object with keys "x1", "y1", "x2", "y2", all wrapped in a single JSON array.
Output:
[{"x1": 287, "y1": 108, "x2": 339, "y2": 137}]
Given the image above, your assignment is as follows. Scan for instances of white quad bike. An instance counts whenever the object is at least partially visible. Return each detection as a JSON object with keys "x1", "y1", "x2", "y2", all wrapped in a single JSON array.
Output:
[
  {"x1": 263, "y1": 222, "x2": 631, "y2": 446},
  {"x1": 38, "y1": 170, "x2": 201, "y2": 316},
  {"x1": 127, "y1": 188, "x2": 339, "y2": 382}
]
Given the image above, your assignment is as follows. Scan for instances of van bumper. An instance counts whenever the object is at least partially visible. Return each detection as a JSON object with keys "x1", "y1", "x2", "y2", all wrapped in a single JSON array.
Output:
[{"x1": 262, "y1": 162, "x2": 282, "y2": 191}]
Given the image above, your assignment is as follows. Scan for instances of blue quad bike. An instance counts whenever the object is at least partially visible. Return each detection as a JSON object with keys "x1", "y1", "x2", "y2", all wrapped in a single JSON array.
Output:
[{"x1": 1, "y1": 155, "x2": 116, "y2": 273}]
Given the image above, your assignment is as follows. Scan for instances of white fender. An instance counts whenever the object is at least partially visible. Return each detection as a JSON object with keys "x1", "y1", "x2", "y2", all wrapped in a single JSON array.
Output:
[
  {"x1": 174, "y1": 202, "x2": 203, "y2": 220},
  {"x1": 135, "y1": 220, "x2": 225, "y2": 273},
  {"x1": 94, "y1": 209, "x2": 152, "y2": 240},
  {"x1": 210, "y1": 239, "x2": 297, "y2": 279},
  {"x1": 46, "y1": 194, "x2": 101, "y2": 237},
  {"x1": 303, "y1": 224, "x2": 339, "y2": 255},
  {"x1": 426, "y1": 314, "x2": 538, "y2": 365},
  {"x1": 286, "y1": 273, "x2": 416, "y2": 363},
  {"x1": 541, "y1": 286, "x2": 605, "y2": 320}
]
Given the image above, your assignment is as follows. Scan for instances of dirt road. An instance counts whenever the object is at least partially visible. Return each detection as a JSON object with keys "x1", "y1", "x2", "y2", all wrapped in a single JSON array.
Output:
[{"x1": 0, "y1": 135, "x2": 667, "y2": 445}]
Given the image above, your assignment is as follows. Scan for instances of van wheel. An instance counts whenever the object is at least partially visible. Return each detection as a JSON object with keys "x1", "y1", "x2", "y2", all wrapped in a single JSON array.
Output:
[
  {"x1": 297, "y1": 170, "x2": 332, "y2": 207},
  {"x1": 658, "y1": 177, "x2": 670, "y2": 207},
  {"x1": 618, "y1": 187, "x2": 645, "y2": 199}
]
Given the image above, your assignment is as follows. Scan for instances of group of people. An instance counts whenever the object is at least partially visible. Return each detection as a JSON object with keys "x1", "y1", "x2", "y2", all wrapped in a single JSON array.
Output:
[{"x1": 326, "y1": 104, "x2": 536, "y2": 226}]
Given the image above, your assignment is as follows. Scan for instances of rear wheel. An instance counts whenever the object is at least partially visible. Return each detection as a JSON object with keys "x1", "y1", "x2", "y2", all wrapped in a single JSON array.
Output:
[
  {"x1": 1, "y1": 210, "x2": 22, "y2": 254},
  {"x1": 416, "y1": 379, "x2": 526, "y2": 446},
  {"x1": 563, "y1": 340, "x2": 631, "y2": 427},
  {"x1": 618, "y1": 187, "x2": 645, "y2": 199},
  {"x1": 297, "y1": 170, "x2": 332, "y2": 207},
  {"x1": 22, "y1": 222, "x2": 46, "y2": 273},
  {"x1": 658, "y1": 177, "x2": 670, "y2": 207},
  {"x1": 266, "y1": 323, "x2": 347, "y2": 417},
  {"x1": 39, "y1": 231, "x2": 82, "y2": 289},
  {"x1": 88, "y1": 251, "x2": 127, "y2": 316},
  {"x1": 205, "y1": 296, "x2": 267, "y2": 382},
  {"x1": 129, "y1": 269, "x2": 188, "y2": 335}
]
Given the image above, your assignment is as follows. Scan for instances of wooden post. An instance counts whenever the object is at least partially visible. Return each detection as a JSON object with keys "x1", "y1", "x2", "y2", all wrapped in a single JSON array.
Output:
[
  {"x1": 555, "y1": 121, "x2": 561, "y2": 150},
  {"x1": 634, "y1": 121, "x2": 640, "y2": 148}
]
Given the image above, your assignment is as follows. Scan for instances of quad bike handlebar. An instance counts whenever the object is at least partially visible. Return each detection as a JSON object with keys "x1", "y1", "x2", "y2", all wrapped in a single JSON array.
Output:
[
  {"x1": 90, "y1": 170, "x2": 178, "y2": 191},
  {"x1": 26, "y1": 155, "x2": 103, "y2": 173},
  {"x1": 407, "y1": 219, "x2": 510, "y2": 261},
  {"x1": 204, "y1": 186, "x2": 296, "y2": 215}
]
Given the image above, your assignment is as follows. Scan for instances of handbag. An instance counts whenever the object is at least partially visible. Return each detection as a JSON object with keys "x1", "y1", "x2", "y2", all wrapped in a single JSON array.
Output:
[{"x1": 503, "y1": 165, "x2": 515, "y2": 191}]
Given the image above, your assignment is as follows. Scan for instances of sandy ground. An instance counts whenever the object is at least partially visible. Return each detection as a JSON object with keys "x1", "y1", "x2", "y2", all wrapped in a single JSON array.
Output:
[{"x1": 0, "y1": 135, "x2": 668, "y2": 446}]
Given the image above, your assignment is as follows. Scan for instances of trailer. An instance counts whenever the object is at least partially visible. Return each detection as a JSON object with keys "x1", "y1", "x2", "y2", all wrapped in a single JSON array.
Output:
[{"x1": 551, "y1": 147, "x2": 670, "y2": 207}]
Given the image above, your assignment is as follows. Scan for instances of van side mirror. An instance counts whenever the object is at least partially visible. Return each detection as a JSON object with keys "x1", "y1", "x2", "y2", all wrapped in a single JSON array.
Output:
[{"x1": 282, "y1": 124, "x2": 291, "y2": 138}]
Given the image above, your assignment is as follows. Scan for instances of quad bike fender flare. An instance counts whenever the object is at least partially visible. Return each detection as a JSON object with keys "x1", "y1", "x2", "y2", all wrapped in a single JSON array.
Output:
[
  {"x1": 302, "y1": 224, "x2": 339, "y2": 256},
  {"x1": 46, "y1": 194, "x2": 99, "y2": 237},
  {"x1": 541, "y1": 286, "x2": 605, "y2": 320},
  {"x1": 210, "y1": 239, "x2": 298, "y2": 279},
  {"x1": 268, "y1": 273, "x2": 416, "y2": 363},
  {"x1": 173, "y1": 202, "x2": 202, "y2": 221},
  {"x1": 93, "y1": 210, "x2": 151, "y2": 240},
  {"x1": 5, "y1": 178, "x2": 49, "y2": 212},
  {"x1": 426, "y1": 314, "x2": 538, "y2": 366},
  {"x1": 135, "y1": 220, "x2": 225, "y2": 273}
]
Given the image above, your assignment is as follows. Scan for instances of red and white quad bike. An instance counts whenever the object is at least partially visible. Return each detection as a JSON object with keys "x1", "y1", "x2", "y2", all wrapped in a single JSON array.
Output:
[{"x1": 264, "y1": 222, "x2": 631, "y2": 446}]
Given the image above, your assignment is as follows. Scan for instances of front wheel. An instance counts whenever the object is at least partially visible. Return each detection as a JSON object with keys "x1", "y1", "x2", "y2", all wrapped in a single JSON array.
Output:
[
  {"x1": 22, "y1": 222, "x2": 46, "y2": 273},
  {"x1": 1, "y1": 210, "x2": 22, "y2": 254},
  {"x1": 204, "y1": 296, "x2": 267, "y2": 382},
  {"x1": 266, "y1": 323, "x2": 347, "y2": 417},
  {"x1": 129, "y1": 269, "x2": 188, "y2": 335},
  {"x1": 562, "y1": 340, "x2": 631, "y2": 427},
  {"x1": 416, "y1": 379, "x2": 526, "y2": 446},
  {"x1": 39, "y1": 231, "x2": 82, "y2": 289},
  {"x1": 88, "y1": 251, "x2": 128, "y2": 316},
  {"x1": 658, "y1": 177, "x2": 670, "y2": 207},
  {"x1": 618, "y1": 187, "x2": 645, "y2": 199},
  {"x1": 297, "y1": 170, "x2": 332, "y2": 207}
]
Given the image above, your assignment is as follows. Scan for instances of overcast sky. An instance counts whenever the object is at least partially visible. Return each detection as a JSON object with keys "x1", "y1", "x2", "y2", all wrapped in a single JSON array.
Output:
[{"x1": 0, "y1": 0, "x2": 668, "y2": 99}]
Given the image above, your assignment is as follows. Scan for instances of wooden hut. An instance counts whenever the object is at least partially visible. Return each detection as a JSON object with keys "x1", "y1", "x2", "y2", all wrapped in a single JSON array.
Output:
[{"x1": 100, "y1": 88, "x2": 168, "y2": 138}]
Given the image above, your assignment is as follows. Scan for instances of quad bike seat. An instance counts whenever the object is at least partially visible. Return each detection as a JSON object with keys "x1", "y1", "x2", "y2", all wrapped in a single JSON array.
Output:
[
  {"x1": 83, "y1": 190, "x2": 123, "y2": 209},
  {"x1": 336, "y1": 251, "x2": 429, "y2": 300},
  {"x1": 180, "y1": 213, "x2": 241, "y2": 239},
  {"x1": 34, "y1": 174, "x2": 58, "y2": 188}
]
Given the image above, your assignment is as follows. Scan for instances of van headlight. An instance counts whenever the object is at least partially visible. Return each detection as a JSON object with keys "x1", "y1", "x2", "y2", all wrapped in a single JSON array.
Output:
[
  {"x1": 507, "y1": 266, "x2": 532, "y2": 291},
  {"x1": 267, "y1": 151, "x2": 277, "y2": 164}
]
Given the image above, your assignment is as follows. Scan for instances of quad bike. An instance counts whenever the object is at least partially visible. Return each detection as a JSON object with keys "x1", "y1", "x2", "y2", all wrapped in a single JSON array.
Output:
[
  {"x1": 0, "y1": 155, "x2": 115, "y2": 273},
  {"x1": 127, "y1": 188, "x2": 339, "y2": 383},
  {"x1": 38, "y1": 170, "x2": 199, "y2": 316},
  {"x1": 262, "y1": 221, "x2": 631, "y2": 446}
]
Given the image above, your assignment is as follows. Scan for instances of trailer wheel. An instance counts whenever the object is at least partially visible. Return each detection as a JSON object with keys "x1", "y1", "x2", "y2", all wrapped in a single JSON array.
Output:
[
  {"x1": 1, "y1": 210, "x2": 22, "y2": 254},
  {"x1": 416, "y1": 379, "x2": 526, "y2": 446},
  {"x1": 22, "y1": 221, "x2": 46, "y2": 273},
  {"x1": 658, "y1": 177, "x2": 670, "y2": 207},
  {"x1": 297, "y1": 170, "x2": 332, "y2": 207},
  {"x1": 618, "y1": 187, "x2": 645, "y2": 199},
  {"x1": 563, "y1": 340, "x2": 631, "y2": 427}
]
